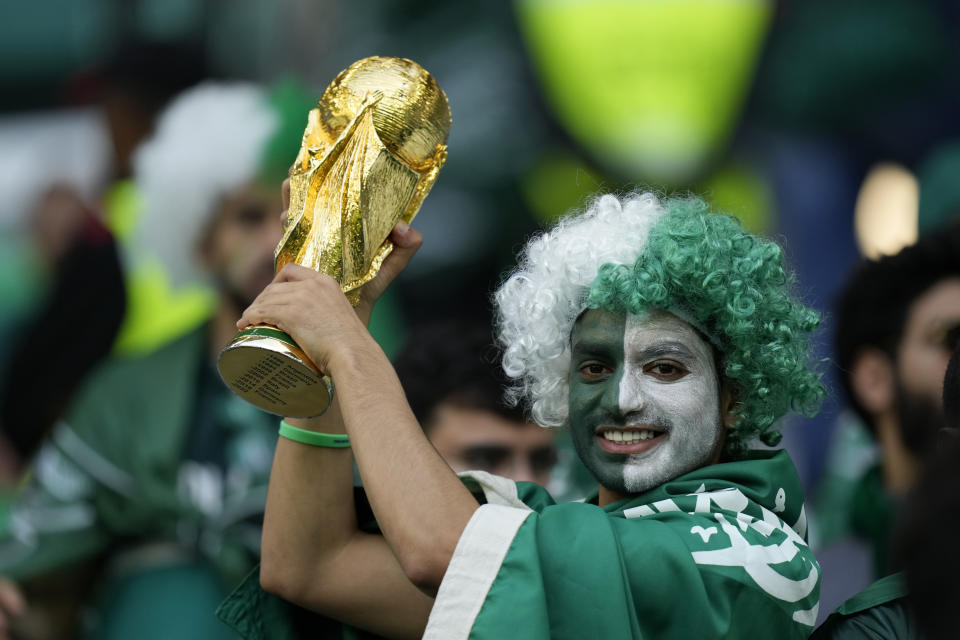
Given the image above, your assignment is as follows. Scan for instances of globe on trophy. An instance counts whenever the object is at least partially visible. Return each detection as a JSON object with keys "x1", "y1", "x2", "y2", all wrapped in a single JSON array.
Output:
[{"x1": 217, "y1": 56, "x2": 451, "y2": 417}]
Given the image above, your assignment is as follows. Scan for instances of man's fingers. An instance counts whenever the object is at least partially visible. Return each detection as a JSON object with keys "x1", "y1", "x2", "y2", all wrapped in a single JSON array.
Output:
[
  {"x1": 374, "y1": 223, "x2": 423, "y2": 288},
  {"x1": 238, "y1": 301, "x2": 295, "y2": 332},
  {"x1": 237, "y1": 294, "x2": 297, "y2": 328},
  {"x1": 273, "y1": 224, "x2": 421, "y2": 289},
  {"x1": 236, "y1": 271, "x2": 349, "y2": 330},
  {"x1": 254, "y1": 222, "x2": 421, "y2": 327},
  {"x1": 275, "y1": 263, "x2": 311, "y2": 282},
  {"x1": 392, "y1": 220, "x2": 422, "y2": 250},
  {"x1": 351, "y1": 222, "x2": 423, "y2": 323},
  {"x1": 236, "y1": 284, "x2": 301, "y2": 329}
]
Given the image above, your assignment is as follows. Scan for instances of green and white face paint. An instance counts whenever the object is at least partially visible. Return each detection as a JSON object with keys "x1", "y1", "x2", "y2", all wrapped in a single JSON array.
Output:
[{"x1": 568, "y1": 308, "x2": 724, "y2": 496}]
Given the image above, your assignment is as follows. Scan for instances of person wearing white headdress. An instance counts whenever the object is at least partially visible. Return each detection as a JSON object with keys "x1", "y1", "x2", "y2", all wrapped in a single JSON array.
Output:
[{"x1": 0, "y1": 81, "x2": 311, "y2": 639}]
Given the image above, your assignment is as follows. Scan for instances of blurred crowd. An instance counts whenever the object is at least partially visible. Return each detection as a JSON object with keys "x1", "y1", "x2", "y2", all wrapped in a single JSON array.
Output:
[{"x1": 0, "y1": 0, "x2": 959, "y2": 638}]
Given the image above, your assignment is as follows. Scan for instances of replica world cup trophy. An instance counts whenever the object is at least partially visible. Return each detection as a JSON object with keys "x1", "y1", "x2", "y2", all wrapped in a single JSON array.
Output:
[{"x1": 217, "y1": 57, "x2": 451, "y2": 416}]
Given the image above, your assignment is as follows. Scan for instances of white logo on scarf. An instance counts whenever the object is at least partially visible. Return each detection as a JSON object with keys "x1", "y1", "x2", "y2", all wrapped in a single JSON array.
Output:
[
  {"x1": 623, "y1": 487, "x2": 819, "y2": 626},
  {"x1": 690, "y1": 525, "x2": 718, "y2": 543}
]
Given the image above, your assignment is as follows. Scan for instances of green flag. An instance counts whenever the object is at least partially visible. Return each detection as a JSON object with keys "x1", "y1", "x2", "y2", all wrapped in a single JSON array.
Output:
[
  {"x1": 220, "y1": 449, "x2": 818, "y2": 639},
  {"x1": 427, "y1": 449, "x2": 818, "y2": 638}
]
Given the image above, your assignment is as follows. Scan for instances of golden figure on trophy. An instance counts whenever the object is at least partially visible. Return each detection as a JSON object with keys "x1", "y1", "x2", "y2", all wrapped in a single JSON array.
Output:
[{"x1": 218, "y1": 56, "x2": 451, "y2": 416}]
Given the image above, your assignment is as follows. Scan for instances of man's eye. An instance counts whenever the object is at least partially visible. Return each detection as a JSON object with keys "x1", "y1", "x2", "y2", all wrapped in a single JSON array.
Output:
[
  {"x1": 530, "y1": 446, "x2": 559, "y2": 474},
  {"x1": 644, "y1": 361, "x2": 688, "y2": 381},
  {"x1": 236, "y1": 205, "x2": 270, "y2": 227},
  {"x1": 579, "y1": 362, "x2": 611, "y2": 381},
  {"x1": 462, "y1": 446, "x2": 509, "y2": 472}
]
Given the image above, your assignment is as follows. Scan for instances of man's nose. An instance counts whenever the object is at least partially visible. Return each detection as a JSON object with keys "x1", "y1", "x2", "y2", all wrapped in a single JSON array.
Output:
[
  {"x1": 610, "y1": 367, "x2": 644, "y2": 418},
  {"x1": 508, "y1": 455, "x2": 537, "y2": 484}
]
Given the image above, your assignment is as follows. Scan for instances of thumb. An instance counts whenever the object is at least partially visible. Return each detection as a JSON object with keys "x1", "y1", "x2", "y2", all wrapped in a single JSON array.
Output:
[{"x1": 363, "y1": 222, "x2": 423, "y2": 302}]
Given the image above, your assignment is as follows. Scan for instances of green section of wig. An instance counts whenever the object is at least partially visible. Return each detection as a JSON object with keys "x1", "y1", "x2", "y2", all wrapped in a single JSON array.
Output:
[{"x1": 586, "y1": 197, "x2": 824, "y2": 454}]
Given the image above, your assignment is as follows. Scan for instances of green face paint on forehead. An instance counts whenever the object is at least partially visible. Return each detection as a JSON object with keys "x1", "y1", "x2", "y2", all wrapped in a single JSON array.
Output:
[{"x1": 568, "y1": 308, "x2": 724, "y2": 496}]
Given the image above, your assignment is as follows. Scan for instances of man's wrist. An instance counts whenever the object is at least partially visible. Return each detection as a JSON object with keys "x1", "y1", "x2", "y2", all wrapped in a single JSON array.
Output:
[
  {"x1": 354, "y1": 300, "x2": 374, "y2": 328},
  {"x1": 279, "y1": 421, "x2": 351, "y2": 447},
  {"x1": 326, "y1": 332, "x2": 386, "y2": 379},
  {"x1": 285, "y1": 416, "x2": 345, "y2": 434}
]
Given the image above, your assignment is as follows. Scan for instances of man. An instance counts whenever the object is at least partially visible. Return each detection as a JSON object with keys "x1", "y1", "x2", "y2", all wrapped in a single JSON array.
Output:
[
  {"x1": 0, "y1": 82, "x2": 309, "y2": 639},
  {"x1": 810, "y1": 335, "x2": 960, "y2": 640},
  {"x1": 832, "y1": 225, "x2": 960, "y2": 576},
  {"x1": 393, "y1": 319, "x2": 557, "y2": 487},
  {"x1": 221, "y1": 193, "x2": 825, "y2": 638},
  {"x1": 893, "y1": 337, "x2": 960, "y2": 640},
  {"x1": 809, "y1": 246, "x2": 960, "y2": 640}
]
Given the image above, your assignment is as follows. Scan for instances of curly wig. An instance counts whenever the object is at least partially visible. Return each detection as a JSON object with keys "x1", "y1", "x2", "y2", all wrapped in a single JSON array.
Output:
[{"x1": 495, "y1": 193, "x2": 824, "y2": 454}]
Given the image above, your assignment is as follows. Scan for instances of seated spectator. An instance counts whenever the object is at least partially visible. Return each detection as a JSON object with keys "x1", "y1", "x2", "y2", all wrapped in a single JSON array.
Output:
[{"x1": 393, "y1": 319, "x2": 557, "y2": 487}]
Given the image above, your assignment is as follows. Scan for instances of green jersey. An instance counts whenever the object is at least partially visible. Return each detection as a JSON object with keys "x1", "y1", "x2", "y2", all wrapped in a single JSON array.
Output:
[
  {"x1": 0, "y1": 326, "x2": 277, "y2": 640},
  {"x1": 220, "y1": 449, "x2": 819, "y2": 639}
]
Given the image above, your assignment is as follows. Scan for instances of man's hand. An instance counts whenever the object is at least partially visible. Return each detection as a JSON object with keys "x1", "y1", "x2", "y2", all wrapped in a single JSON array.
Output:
[
  {"x1": 354, "y1": 221, "x2": 422, "y2": 326},
  {"x1": 0, "y1": 577, "x2": 25, "y2": 640},
  {"x1": 236, "y1": 213, "x2": 421, "y2": 373},
  {"x1": 238, "y1": 265, "x2": 369, "y2": 374},
  {"x1": 276, "y1": 177, "x2": 423, "y2": 329}
]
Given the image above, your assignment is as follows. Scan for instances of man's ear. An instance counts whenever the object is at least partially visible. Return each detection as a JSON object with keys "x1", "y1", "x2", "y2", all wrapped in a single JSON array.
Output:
[
  {"x1": 720, "y1": 383, "x2": 738, "y2": 430},
  {"x1": 850, "y1": 347, "x2": 895, "y2": 415}
]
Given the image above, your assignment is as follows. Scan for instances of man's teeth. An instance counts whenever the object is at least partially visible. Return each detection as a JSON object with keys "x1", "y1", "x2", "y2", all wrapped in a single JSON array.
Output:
[{"x1": 602, "y1": 430, "x2": 659, "y2": 443}]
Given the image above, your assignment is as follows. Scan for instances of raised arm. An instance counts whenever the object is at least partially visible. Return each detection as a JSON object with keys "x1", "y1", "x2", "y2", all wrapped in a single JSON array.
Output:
[
  {"x1": 259, "y1": 387, "x2": 436, "y2": 638},
  {"x1": 252, "y1": 197, "x2": 478, "y2": 637}
]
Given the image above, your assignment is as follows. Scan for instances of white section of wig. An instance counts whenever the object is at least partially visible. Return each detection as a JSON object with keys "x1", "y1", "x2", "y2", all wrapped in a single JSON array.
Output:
[
  {"x1": 130, "y1": 82, "x2": 278, "y2": 288},
  {"x1": 494, "y1": 193, "x2": 666, "y2": 427}
]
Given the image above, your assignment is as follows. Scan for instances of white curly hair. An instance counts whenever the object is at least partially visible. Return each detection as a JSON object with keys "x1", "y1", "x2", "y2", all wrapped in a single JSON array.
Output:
[
  {"x1": 495, "y1": 193, "x2": 666, "y2": 427},
  {"x1": 130, "y1": 82, "x2": 279, "y2": 288}
]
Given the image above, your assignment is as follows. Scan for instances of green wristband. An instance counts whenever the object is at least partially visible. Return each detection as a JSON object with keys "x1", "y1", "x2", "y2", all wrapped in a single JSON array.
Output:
[{"x1": 279, "y1": 421, "x2": 351, "y2": 448}]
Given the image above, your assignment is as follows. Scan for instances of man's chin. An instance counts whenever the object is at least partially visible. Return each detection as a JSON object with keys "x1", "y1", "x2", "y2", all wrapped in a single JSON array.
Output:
[
  {"x1": 596, "y1": 473, "x2": 660, "y2": 498},
  {"x1": 597, "y1": 450, "x2": 706, "y2": 496},
  {"x1": 895, "y1": 385, "x2": 945, "y2": 456},
  {"x1": 591, "y1": 458, "x2": 664, "y2": 497}
]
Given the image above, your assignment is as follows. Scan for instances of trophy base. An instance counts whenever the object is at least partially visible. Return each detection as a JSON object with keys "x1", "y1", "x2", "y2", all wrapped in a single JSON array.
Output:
[{"x1": 217, "y1": 326, "x2": 333, "y2": 417}]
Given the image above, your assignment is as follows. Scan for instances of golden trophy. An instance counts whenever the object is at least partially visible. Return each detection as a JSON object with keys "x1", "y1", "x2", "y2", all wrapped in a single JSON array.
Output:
[{"x1": 217, "y1": 56, "x2": 451, "y2": 416}]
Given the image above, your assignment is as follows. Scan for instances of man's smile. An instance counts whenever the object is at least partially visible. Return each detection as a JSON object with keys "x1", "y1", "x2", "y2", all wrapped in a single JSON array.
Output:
[{"x1": 595, "y1": 426, "x2": 667, "y2": 455}]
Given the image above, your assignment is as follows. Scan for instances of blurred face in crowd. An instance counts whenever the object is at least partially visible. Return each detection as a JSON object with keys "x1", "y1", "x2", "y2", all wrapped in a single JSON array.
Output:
[
  {"x1": 202, "y1": 181, "x2": 282, "y2": 311},
  {"x1": 427, "y1": 404, "x2": 558, "y2": 487},
  {"x1": 893, "y1": 277, "x2": 960, "y2": 453},
  {"x1": 568, "y1": 308, "x2": 726, "y2": 498}
]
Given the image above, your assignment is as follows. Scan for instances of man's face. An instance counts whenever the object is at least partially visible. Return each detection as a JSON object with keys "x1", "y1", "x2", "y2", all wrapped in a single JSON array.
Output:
[
  {"x1": 427, "y1": 404, "x2": 558, "y2": 487},
  {"x1": 568, "y1": 308, "x2": 725, "y2": 496},
  {"x1": 894, "y1": 276, "x2": 960, "y2": 452},
  {"x1": 203, "y1": 182, "x2": 283, "y2": 311}
]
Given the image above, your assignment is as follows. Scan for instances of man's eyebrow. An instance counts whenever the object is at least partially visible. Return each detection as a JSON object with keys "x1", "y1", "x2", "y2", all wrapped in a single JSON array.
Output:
[
  {"x1": 570, "y1": 338, "x2": 618, "y2": 354},
  {"x1": 632, "y1": 341, "x2": 700, "y2": 360}
]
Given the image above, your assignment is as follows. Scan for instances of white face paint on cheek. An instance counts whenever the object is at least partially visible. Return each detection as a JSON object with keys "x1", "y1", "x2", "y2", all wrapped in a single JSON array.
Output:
[{"x1": 617, "y1": 311, "x2": 724, "y2": 493}]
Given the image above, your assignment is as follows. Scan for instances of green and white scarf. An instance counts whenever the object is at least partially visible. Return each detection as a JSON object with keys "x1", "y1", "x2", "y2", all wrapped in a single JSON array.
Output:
[
  {"x1": 219, "y1": 449, "x2": 818, "y2": 639},
  {"x1": 426, "y1": 449, "x2": 818, "y2": 639}
]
